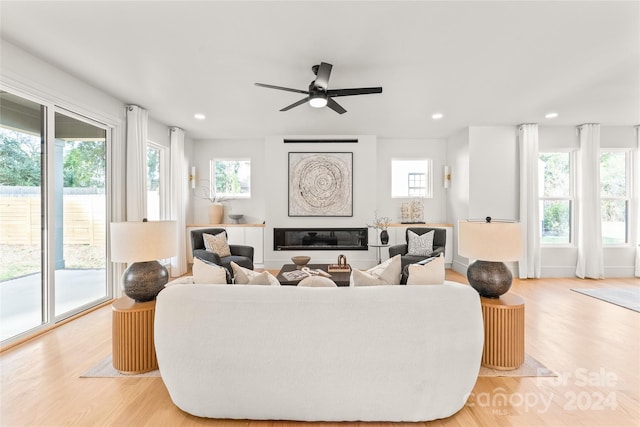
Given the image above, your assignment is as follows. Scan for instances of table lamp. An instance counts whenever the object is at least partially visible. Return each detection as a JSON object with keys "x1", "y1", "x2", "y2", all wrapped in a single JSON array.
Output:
[
  {"x1": 458, "y1": 217, "x2": 522, "y2": 298},
  {"x1": 110, "y1": 219, "x2": 177, "y2": 302}
]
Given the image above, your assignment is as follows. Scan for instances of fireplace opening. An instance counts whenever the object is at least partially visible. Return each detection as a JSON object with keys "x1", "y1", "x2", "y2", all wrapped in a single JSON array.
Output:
[{"x1": 274, "y1": 228, "x2": 368, "y2": 251}]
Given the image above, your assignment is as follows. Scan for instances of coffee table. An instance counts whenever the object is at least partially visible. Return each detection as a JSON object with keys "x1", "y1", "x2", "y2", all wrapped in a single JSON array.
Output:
[{"x1": 276, "y1": 263, "x2": 351, "y2": 287}]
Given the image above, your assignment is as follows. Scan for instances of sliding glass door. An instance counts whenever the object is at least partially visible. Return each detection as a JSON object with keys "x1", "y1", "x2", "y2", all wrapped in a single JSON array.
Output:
[
  {"x1": 53, "y1": 111, "x2": 109, "y2": 318},
  {"x1": 0, "y1": 91, "x2": 112, "y2": 343},
  {"x1": 0, "y1": 92, "x2": 45, "y2": 341}
]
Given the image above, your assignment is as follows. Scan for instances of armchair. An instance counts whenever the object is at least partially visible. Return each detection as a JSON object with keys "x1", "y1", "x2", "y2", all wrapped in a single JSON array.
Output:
[
  {"x1": 388, "y1": 227, "x2": 446, "y2": 274},
  {"x1": 191, "y1": 228, "x2": 254, "y2": 274}
]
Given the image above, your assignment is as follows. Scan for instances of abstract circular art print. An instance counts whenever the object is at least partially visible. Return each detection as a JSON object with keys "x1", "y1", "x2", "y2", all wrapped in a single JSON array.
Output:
[{"x1": 288, "y1": 152, "x2": 353, "y2": 216}]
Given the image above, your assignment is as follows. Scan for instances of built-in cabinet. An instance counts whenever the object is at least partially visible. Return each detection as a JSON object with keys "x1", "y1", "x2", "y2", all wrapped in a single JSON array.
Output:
[{"x1": 186, "y1": 224, "x2": 265, "y2": 268}]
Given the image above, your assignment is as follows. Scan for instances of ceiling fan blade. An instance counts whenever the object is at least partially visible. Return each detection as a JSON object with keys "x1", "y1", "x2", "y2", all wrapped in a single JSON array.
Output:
[
  {"x1": 280, "y1": 97, "x2": 310, "y2": 111},
  {"x1": 255, "y1": 83, "x2": 309, "y2": 95},
  {"x1": 326, "y1": 97, "x2": 346, "y2": 114},
  {"x1": 314, "y1": 62, "x2": 333, "y2": 90},
  {"x1": 327, "y1": 87, "x2": 383, "y2": 97}
]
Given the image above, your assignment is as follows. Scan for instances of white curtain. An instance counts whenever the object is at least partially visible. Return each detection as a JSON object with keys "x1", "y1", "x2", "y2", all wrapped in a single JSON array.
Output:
[
  {"x1": 518, "y1": 124, "x2": 541, "y2": 278},
  {"x1": 170, "y1": 127, "x2": 188, "y2": 277},
  {"x1": 576, "y1": 124, "x2": 604, "y2": 279},
  {"x1": 125, "y1": 105, "x2": 148, "y2": 221},
  {"x1": 635, "y1": 126, "x2": 640, "y2": 277}
]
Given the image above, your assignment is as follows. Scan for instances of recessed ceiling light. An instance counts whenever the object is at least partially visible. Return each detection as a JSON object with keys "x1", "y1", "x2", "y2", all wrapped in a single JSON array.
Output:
[
  {"x1": 545, "y1": 112, "x2": 558, "y2": 119},
  {"x1": 432, "y1": 113, "x2": 444, "y2": 120},
  {"x1": 194, "y1": 113, "x2": 206, "y2": 120}
]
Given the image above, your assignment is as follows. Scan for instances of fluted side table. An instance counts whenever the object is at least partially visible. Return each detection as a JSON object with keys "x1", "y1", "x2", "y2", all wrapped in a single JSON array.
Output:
[
  {"x1": 480, "y1": 293, "x2": 525, "y2": 370},
  {"x1": 112, "y1": 297, "x2": 157, "y2": 374}
]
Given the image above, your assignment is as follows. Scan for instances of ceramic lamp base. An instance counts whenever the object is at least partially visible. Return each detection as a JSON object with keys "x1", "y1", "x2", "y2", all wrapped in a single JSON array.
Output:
[
  {"x1": 121, "y1": 260, "x2": 169, "y2": 302},
  {"x1": 467, "y1": 260, "x2": 512, "y2": 298}
]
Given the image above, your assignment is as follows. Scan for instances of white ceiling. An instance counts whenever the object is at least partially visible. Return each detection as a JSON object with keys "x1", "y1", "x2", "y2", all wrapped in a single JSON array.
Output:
[{"x1": 1, "y1": 1, "x2": 638, "y2": 140}]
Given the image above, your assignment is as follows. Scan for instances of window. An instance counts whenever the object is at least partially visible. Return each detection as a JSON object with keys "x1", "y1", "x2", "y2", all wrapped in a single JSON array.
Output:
[
  {"x1": 146, "y1": 142, "x2": 166, "y2": 220},
  {"x1": 539, "y1": 152, "x2": 573, "y2": 245},
  {"x1": 391, "y1": 159, "x2": 432, "y2": 198},
  {"x1": 600, "y1": 151, "x2": 629, "y2": 244},
  {"x1": 210, "y1": 158, "x2": 251, "y2": 198}
]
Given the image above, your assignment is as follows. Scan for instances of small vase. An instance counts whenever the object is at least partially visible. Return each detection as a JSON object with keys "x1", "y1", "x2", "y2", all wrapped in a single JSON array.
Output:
[
  {"x1": 208, "y1": 203, "x2": 224, "y2": 224},
  {"x1": 380, "y1": 229, "x2": 389, "y2": 245}
]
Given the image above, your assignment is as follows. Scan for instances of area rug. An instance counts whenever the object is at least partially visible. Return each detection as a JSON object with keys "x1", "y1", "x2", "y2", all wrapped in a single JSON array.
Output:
[
  {"x1": 479, "y1": 354, "x2": 555, "y2": 377},
  {"x1": 571, "y1": 287, "x2": 640, "y2": 312},
  {"x1": 80, "y1": 354, "x2": 160, "y2": 378},
  {"x1": 83, "y1": 353, "x2": 553, "y2": 378}
]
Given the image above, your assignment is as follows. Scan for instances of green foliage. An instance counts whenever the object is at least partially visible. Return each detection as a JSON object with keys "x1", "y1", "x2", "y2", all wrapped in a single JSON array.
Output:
[
  {"x1": 147, "y1": 147, "x2": 159, "y2": 191},
  {"x1": 63, "y1": 141, "x2": 105, "y2": 188},
  {"x1": 0, "y1": 129, "x2": 41, "y2": 186}
]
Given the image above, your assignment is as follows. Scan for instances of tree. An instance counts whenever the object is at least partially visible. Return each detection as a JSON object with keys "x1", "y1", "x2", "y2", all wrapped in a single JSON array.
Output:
[
  {"x1": 0, "y1": 129, "x2": 41, "y2": 186},
  {"x1": 63, "y1": 141, "x2": 106, "y2": 188}
]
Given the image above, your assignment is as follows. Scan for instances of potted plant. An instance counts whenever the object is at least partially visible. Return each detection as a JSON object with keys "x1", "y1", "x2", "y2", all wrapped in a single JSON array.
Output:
[
  {"x1": 196, "y1": 183, "x2": 231, "y2": 224},
  {"x1": 368, "y1": 210, "x2": 391, "y2": 244}
]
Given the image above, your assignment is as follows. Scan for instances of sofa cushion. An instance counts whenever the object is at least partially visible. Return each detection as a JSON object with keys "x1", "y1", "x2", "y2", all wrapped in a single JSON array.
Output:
[
  {"x1": 298, "y1": 276, "x2": 338, "y2": 287},
  {"x1": 230, "y1": 261, "x2": 280, "y2": 286},
  {"x1": 193, "y1": 257, "x2": 228, "y2": 284},
  {"x1": 350, "y1": 254, "x2": 401, "y2": 286},
  {"x1": 406, "y1": 254, "x2": 445, "y2": 285},
  {"x1": 407, "y1": 230, "x2": 434, "y2": 256},
  {"x1": 203, "y1": 232, "x2": 231, "y2": 257}
]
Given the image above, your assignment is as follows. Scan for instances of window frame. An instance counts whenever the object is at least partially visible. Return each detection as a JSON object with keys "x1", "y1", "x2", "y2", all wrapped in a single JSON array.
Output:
[
  {"x1": 539, "y1": 150, "x2": 576, "y2": 247},
  {"x1": 600, "y1": 149, "x2": 631, "y2": 246}
]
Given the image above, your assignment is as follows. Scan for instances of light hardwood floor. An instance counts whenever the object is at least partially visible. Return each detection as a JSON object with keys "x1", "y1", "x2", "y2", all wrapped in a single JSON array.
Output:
[{"x1": 1, "y1": 271, "x2": 638, "y2": 426}]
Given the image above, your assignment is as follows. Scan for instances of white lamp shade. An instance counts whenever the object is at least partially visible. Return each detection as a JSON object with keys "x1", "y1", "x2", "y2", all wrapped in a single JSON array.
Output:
[
  {"x1": 458, "y1": 220, "x2": 522, "y2": 262},
  {"x1": 110, "y1": 221, "x2": 177, "y2": 263}
]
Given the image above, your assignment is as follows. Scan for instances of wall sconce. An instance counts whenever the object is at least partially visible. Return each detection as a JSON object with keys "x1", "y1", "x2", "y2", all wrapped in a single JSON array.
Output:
[
  {"x1": 189, "y1": 166, "x2": 196, "y2": 189},
  {"x1": 443, "y1": 165, "x2": 451, "y2": 189}
]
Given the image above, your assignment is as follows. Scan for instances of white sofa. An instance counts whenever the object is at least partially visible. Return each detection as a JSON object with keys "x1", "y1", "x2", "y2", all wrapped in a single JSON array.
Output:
[{"x1": 154, "y1": 281, "x2": 483, "y2": 422}]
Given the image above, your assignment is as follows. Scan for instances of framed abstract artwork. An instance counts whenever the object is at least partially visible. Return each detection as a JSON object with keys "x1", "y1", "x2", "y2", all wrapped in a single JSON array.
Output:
[{"x1": 288, "y1": 152, "x2": 353, "y2": 217}]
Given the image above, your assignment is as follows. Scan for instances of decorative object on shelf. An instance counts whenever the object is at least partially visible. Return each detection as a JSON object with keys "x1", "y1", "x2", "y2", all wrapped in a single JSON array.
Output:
[
  {"x1": 328, "y1": 254, "x2": 351, "y2": 272},
  {"x1": 291, "y1": 256, "x2": 311, "y2": 269},
  {"x1": 110, "y1": 219, "x2": 177, "y2": 302},
  {"x1": 400, "y1": 199, "x2": 425, "y2": 223},
  {"x1": 195, "y1": 181, "x2": 232, "y2": 224},
  {"x1": 228, "y1": 214, "x2": 244, "y2": 224},
  {"x1": 458, "y1": 217, "x2": 522, "y2": 298},
  {"x1": 367, "y1": 210, "x2": 391, "y2": 244},
  {"x1": 288, "y1": 152, "x2": 353, "y2": 217}
]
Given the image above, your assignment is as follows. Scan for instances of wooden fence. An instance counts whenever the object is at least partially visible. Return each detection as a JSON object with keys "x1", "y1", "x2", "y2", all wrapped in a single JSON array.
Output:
[{"x1": 0, "y1": 195, "x2": 106, "y2": 246}]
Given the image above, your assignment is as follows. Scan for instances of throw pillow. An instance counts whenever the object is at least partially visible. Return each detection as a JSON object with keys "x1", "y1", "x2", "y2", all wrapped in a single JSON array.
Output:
[
  {"x1": 350, "y1": 254, "x2": 401, "y2": 286},
  {"x1": 203, "y1": 232, "x2": 232, "y2": 258},
  {"x1": 192, "y1": 257, "x2": 228, "y2": 284},
  {"x1": 230, "y1": 261, "x2": 280, "y2": 286},
  {"x1": 406, "y1": 254, "x2": 445, "y2": 285},
  {"x1": 407, "y1": 230, "x2": 434, "y2": 256},
  {"x1": 298, "y1": 276, "x2": 338, "y2": 287}
]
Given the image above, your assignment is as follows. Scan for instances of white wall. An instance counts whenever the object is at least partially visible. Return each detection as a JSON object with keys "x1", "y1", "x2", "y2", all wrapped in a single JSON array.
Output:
[
  {"x1": 377, "y1": 138, "x2": 448, "y2": 223},
  {"x1": 446, "y1": 128, "x2": 470, "y2": 273}
]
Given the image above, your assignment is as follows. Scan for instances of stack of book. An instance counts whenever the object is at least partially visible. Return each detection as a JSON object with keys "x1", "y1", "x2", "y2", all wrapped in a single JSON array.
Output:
[{"x1": 327, "y1": 264, "x2": 351, "y2": 273}]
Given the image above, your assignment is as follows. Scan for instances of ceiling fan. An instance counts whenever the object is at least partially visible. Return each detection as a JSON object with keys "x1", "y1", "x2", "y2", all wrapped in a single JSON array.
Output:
[{"x1": 255, "y1": 62, "x2": 382, "y2": 114}]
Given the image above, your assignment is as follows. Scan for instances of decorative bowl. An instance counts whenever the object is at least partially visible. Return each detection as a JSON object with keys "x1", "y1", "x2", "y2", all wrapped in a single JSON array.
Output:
[
  {"x1": 228, "y1": 214, "x2": 244, "y2": 224},
  {"x1": 291, "y1": 256, "x2": 311, "y2": 269}
]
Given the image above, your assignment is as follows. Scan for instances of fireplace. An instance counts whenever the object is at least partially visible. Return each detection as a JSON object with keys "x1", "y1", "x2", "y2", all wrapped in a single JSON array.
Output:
[{"x1": 274, "y1": 228, "x2": 368, "y2": 251}]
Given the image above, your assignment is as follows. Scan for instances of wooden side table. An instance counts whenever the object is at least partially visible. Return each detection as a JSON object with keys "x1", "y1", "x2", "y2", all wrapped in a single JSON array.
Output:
[
  {"x1": 480, "y1": 293, "x2": 525, "y2": 370},
  {"x1": 112, "y1": 297, "x2": 157, "y2": 374}
]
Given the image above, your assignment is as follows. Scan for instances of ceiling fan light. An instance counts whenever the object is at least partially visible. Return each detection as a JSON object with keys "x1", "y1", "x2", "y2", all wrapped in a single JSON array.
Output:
[{"x1": 309, "y1": 94, "x2": 328, "y2": 108}]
